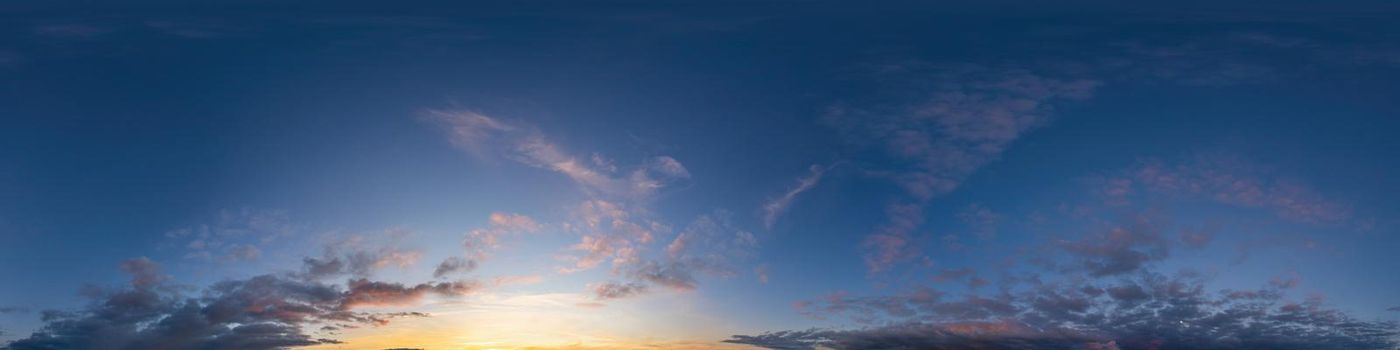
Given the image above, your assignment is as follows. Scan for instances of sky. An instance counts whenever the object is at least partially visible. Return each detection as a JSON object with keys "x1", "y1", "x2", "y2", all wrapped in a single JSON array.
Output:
[{"x1": 2, "y1": 1, "x2": 1400, "y2": 349}]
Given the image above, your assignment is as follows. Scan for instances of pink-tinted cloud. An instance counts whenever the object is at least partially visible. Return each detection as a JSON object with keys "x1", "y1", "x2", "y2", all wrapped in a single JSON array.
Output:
[
  {"x1": 762, "y1": 164, "x2": 832, "y2": 229},
  {"x1": 426, "y1": 110, "x2": 690, "y2": 201},
  {"x1": 1111, "y1": 155, "x2": 1354, "y2": 225}
]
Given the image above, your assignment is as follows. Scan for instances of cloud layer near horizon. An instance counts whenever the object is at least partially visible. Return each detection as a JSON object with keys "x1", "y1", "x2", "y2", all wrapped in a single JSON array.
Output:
[{"x1": 2, "y1": 258, "x2": 474, "y2": 350}]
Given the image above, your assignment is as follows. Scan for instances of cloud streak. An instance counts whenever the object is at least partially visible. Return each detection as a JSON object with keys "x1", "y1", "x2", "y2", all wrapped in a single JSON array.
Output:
[{"x1": 762, "y1": 164, "x2": 832, "y2": 229}]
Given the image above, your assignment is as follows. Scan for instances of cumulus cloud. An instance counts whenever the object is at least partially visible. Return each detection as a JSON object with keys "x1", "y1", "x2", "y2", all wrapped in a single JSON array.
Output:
[
  {"x1": 1058, "y1": 215, "x2": 1171, "y2": 277},
  {"x1": 2, "y1": 258, "x2": 475, "y2": 350},
  {"x1": 301, "y1": 238, "x2": 421, "y2": 280},
  {"x1": 728, "y1": 321, "x2": 1101, "y2": 350},
  {"x1": 755, "y1": 192, "x2": 1396, "y2": 350},
  {"x1": 340, "y1": 279, "x2": 478, "y2": 309},
  {"x1": 432, "y1": 256, "x2": 476, "y2": 279},
  {"x1": 736, "y1": 271, "x2": 1399, "y2": 350},
  {"x1": 762, "y1": 164, "x2": 832, "y2": 229},
  {"x1": 827, "y1": 65, "x2": 1099, "y2": 273},
  {"x1": 119, "y1": 257, "x2": 167, "y2": 289}
]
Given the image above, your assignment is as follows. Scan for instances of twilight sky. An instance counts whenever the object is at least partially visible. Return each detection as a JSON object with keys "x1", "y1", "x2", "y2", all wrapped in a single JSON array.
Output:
[{"x1": 2, "y1": 1, "x2": 1400, "y2": 349}]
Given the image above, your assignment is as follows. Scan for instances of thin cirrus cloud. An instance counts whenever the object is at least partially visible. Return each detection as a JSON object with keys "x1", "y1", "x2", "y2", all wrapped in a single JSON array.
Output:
[
  {"x1": 762, "y1": 163, "x2": 832, "y2": 230},
  {"x1": 1103, "y1": 155, "x2": 1357, "y2": 226},
  {"x1": 424, "y1": 110, "x2": 691, "y2": 202},
  {"x1": 165, "y1": 208, "x2": 296, "y2": 263},
  {"x1": 825, "y1": 65, "x2": 1100, "y2": 273}
]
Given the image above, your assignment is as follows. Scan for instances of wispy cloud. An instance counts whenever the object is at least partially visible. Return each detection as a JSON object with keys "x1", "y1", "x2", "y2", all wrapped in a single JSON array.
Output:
[
  {"x1": 425, "y1": 110, "x2": 691, "y2": 201},
  {"x1": 165, "y1": 208, "x2": 296, "y2": 262},
  {"x1": 428, "y1": 110, "x2": 758, "y2": 300},
  {"x1": 1111, "y1": 155, "x2": 1355, "y2": 225},
  {"x1": 32, "y1": 23, "x2": 109, "y2": 38},
  {"x1": 827, "y1": 65, "x2": 1099, "y2": 273},
  {"x1": 762, "y1": 164, "x2": 832, "y2": 229}
]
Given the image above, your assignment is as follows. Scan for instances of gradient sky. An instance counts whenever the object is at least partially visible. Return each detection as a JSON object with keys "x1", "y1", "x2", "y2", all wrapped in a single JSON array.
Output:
[{"x1": 2, "y1": 1, "x2": 1400, "y2": 349}]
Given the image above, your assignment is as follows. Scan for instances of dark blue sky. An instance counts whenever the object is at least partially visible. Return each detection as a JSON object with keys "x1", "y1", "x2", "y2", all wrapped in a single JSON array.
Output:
[{"x1": 2, "y1": 1, "x2": 1399, "y2": 349}]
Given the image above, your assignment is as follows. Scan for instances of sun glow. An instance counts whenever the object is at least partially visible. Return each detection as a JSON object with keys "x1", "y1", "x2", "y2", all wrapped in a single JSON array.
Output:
[{"x1": 301, "y1": 292, "x2": 749, "y2": 350}]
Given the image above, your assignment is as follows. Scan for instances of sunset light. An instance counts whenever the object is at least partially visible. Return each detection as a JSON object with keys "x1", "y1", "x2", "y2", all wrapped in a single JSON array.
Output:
[{"x1": 2, "y1": 1, "x2": 1399, "y2": 350}]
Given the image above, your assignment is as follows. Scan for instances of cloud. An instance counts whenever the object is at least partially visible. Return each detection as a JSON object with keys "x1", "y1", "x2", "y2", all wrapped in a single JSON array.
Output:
[
  {"x1": 340, "y1": 279, "x2": 478, "y2": 309},
  {"x1": 765, "y1": 191, "x2": 1397, "y2": 350},
  {"x1": 736, "y1": 272, "x2": 1399, "y2": 350},
  {"x1": 762, "y1": 164, "x2": 832, "y2": 229},
  {"x1": 432, "y1": 257, "x2": 476, "y2": 278},
  {"x1": 452, "y1": 212, "x2": 544, "y2": 273},
  {"x1": 429, "y1": 110, "x2": 753, "y2": 299},
  {"x1": 425, "y1": 110, "x2": 690, "y2": 201},
  {"x1": 560, "y1": 200, "x2": 661, "y2": 273},
  {"x1": 860, "y1": 203, "x2": 927, "y2": 273},
  {"x1": 1058, "y1": 214, "x2": 1170, "y2": 277},
  {"x1": 827, "y1": 65, "x2": 1099, "y2": 273},
  {"x1": 957, "y1": 203, "x2": 1003, "y2": 240},
  {"x1": 119, "y1": 257, "x2": 167, "y2": 289},
  {"x1": 590, "y1": 281, "x2": 649, "y2": 300},
  {"x1": 3, "y1": 258, "x2": 475, "y2": 350},
  {"x1": 489, "y1": 274, "x2": 544, "y2": 287},
  {"x1": 631, "y1": 211, "x2": 756, "y2": 291},
  {"x1": 930, "y1": 267, "x2": 976, "y2": 284},
  {"x1": 166, "y1": 208, "x2": 297, "y2": 262},
  {"x1": 727, "y1": 321, "x2": 1101, "y2": 350},
  {"x1": 32, "y1": 23, "x2": 109, "y2": 38},
  {"x1": 575, "y1": 210, "x2": 758, "y2": 299},
  {"x1": 1107, "y1": 155, "x2": 1354, "y2": 225},
  {"x1": 302, "y1": 243, "x2": 421, "y2": 280}
]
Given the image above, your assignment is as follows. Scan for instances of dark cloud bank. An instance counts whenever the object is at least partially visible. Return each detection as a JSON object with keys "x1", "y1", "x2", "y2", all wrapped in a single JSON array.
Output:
[
  {"x1": 729, "y1": 269, "x2": 1399, "y2": 350},
  {"x1": 726, "y1": 187, "x2": 1399, "y2": 350},
  {"x1": 729, "y1": 212, "x2": 1399, "y2": 350},
  {"x1": 1, "y1": 258, "x2": 473, "y2": 350}
]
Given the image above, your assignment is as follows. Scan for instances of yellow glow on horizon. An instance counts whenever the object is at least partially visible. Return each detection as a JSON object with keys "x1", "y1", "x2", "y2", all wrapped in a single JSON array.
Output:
[{"x1": 301, "y1": 292, "x2": 756, "y2": 350}]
